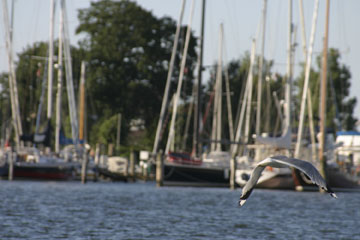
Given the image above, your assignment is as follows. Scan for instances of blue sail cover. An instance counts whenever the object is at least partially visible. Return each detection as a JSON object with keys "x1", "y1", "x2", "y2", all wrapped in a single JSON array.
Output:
[
  {"x1": 337, "y1": 131, "x2": 360, "y2": 136},
  {"x1": 59, "y1": 132, "x2": 84, "y2": 145}
]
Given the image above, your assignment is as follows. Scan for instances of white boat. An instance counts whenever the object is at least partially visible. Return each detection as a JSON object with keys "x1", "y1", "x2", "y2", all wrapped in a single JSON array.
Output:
[
  {"x1": 96, "y1": 155, "x2": 129, "y2": 181},
  {"x1": 235, "y1": 150, "x2": 295, "y2": 190}
]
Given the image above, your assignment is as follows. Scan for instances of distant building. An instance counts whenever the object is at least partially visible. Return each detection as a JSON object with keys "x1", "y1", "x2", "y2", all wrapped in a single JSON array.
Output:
[
  {"x1": 336, "y1": 131, "x2": 360, "y2": 166},
  {"x1": 128, "y1": 118, "x2": 146, "y2": 146}
]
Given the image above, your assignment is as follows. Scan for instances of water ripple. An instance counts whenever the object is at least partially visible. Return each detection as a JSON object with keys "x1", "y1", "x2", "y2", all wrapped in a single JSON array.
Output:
[{"x1": 0, "y1": 181, "x2": 359, "y2": 239}]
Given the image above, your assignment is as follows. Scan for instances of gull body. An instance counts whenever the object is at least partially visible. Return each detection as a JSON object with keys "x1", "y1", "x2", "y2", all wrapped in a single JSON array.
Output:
[{"x1": 239, "y1": 155, "x2": 337, "y2": 206}]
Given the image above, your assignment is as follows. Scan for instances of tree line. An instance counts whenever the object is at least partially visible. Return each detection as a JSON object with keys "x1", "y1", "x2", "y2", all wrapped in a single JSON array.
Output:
[{"x1": 0, "y1": 0, "x2": 357, "y2": 154}]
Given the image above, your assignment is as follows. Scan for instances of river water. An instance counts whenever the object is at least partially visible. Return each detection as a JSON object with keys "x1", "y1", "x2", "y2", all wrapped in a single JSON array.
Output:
[{"x1": 0, "y1": 181, "x2": 359, "y2": 240}]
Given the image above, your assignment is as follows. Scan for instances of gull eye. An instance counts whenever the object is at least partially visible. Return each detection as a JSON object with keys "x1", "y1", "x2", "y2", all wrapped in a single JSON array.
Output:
[{"x1": 241, "y1": 173, "x2": 250, "y2": 181}]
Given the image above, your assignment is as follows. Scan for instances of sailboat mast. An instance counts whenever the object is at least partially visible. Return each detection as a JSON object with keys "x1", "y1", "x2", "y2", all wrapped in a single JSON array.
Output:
[
  {"x1": 231, "y1": 39, "x2": 256, "y2": 157},
  {"x1": 62, "y1": 0, "x2": 79, "y2": 146},
  {"x1": 10, "y1": 0, "x2": 14, "y2": 41},
  {"x1": 47, "y1": 0, "x2": 55, "y2": 120},
  {"x1": 255, "y1": 0, "x2": 267, "y2": 136},
  {"x1": 193, "y1": 0, "x2": 206, "y2": 157},
  {"x1": 296, "y1": 0, "x2": 318, "y2": 161},
  {"x1": 217, "y1": 25, "x2": 223, "y2": 151},
  {"x1": 55, "y1": 2, "x2": 64, "y2": 153},
  {"x1": 211, "y1": 24, "x2": 223, "y2": 152},
  {"x1": 319, "y1": 0, "x2": 330, "y2": 179},
  {"x1": 79, "y1": 61, "x2": 86, "y2": 143},
  {"x1": 152, "y1": 0, "x2": 186, "y2": 156},
  {"x1": 244, "y1": 40, "x2": 257, "y2": 144},
  {"x1": 2, "y1": 0, "x2": 22, "y2": 147},
  {"x1": 298, "y1": 0, "x2": 307, "y2": 58},
  {"x1": 284, "y1": 0, "x2": 293, "y2": 136},
  {"x1": 224, "y1": 59, "x2": 234, "y2": 142},
  {"x1": 294, "y1": 0, "x2": 319, "y2": 158},
  {"x1": 165, "y1": 0, "x2": 196, "y2": 154}
]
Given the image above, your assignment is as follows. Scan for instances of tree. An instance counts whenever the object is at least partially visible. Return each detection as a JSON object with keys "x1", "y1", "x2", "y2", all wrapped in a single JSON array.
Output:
[
  {"x1": 76, "y1": 0, "x2": 198, "y2": 148},
  {"x1": 0, "y1": 41, "x2": 85, "y2": 146},
  {"x1": 0, "y1": 72, "x2": 12, "y2": 141},
  {"x1": 295, "y1": 48, "x2": 357, "y2": 133}
]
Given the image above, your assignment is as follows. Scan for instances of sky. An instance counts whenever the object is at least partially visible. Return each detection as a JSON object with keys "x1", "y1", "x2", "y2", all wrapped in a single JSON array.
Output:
[{"x1": 1, "y1": 0, "x2": 360, "y2": 124}]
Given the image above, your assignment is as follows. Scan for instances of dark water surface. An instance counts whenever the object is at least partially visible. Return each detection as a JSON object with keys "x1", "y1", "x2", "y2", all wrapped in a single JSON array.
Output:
[{"x1": 0, "y1": 181, "x2": 359, "y2": 240}]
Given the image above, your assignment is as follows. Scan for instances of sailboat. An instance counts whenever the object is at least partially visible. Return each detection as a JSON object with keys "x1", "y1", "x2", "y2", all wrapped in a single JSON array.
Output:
[
  {"x1": 235, "y1": 0, "x2": 360, "y2": 191},
  {"x1": 292, "y1": 0, "x2": 360, "y2": 191},
  {"x1": 235, "y1": 0, "x2": 297, "y2": 190},
  {"x1": 0, "y1": 0, "x2": 81, "y2": 180},
  {"x1": 151, "y1": 0, "x2": 232, "y2": 187}
]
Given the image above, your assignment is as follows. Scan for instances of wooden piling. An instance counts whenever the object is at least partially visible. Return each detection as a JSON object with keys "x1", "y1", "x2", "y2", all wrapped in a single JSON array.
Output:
[
  {"x1": 94, "y1": 143, "x2": 100, "y2": 165},
  {"x1": 129, "y1": 151, "x2": 135, "y2": 182},
  {"x1": 143, "y1": 163, "x2": 148, "y2": 182},
  {"x1": 81, "y1": 149, "x2": 89, "y2": 184},
  {"x1": 108, "y1": 144, "x2": 114, "y2": 156},
  {"x1": 92, "y1": 144, "x2": 100, "y2": 182},
  {"x1": 156, "y1": 151, "x2": 164, "y2": 187},
  {"x1": 123, "y1": 157, "x2": 128, "y2": 177},
  {"x1": 230, "y1": 157, "x2": 236, "y2": 190},
  {"x1": 8, "y1": 151, "x2": 14, "y2": 181}
]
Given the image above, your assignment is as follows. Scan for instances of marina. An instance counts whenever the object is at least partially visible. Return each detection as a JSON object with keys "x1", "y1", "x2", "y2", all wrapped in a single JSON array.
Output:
[
  {"x1": 1, "y1": 0, "x2": 360, "y2": 239},
  {"x1": 0, "y1": 0, "x2": 359, "y2": 190}
]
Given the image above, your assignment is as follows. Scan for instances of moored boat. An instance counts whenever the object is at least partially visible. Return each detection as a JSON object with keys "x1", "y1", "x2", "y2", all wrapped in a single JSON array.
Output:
[
  {"x1": 163, "y1": 151, "x2": 230, "y2": 187},
  {"x1": 1, "y1": 147, "x2": 76, "y2": 180},
  {"x1": 13, "y1": 161, "x2": 75, "y2": 180}
]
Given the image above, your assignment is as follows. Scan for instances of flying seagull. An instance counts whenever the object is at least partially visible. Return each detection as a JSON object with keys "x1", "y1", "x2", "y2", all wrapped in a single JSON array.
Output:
[{"x1": 239, "y1": 155, "x2": 338, "y2": 206}]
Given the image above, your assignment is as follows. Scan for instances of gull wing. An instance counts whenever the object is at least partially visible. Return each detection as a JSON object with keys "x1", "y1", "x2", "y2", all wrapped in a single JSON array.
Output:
[
  {"x1": 239, "y1": 155, "x2": 337, "y2": 207},
  {"x1": 269, "y1": 155, "x2": 337, "y2": 198},
  {"x1": 239, "y1": 165, "x2": 265, "y2": 206}
]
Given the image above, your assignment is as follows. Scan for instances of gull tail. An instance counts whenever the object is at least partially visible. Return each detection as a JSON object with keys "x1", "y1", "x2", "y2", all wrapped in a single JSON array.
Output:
[
  {"x1": 238, "y1": 199, "x2": 247, "y2": 207},
  {"x1": 330, "y1": 192, "x2": 338, "y2": 199},
  {"x1": 326, "y1": 185, "x2": 338, "y2": 199}
]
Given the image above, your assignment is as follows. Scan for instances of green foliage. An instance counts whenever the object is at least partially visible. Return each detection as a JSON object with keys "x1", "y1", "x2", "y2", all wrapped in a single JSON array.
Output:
[
  {"x1": 76, "y1": 0, "x2": 198, "y2": 148},
  {"x1": 0, "y1": 73, "x2": 11, "y2": 137},
  {"x1": 97, "y1": 114, "x2": 118, "y2": 144},
  {"x1": 0, "y1": 40, "x2": 85, "y2": 147},
  {"x1": 15, "y1": 42, "x2": 48, "y2": 134},
  {"x1": 295, "y1": 48, "x2": 357, "y2": 132}
]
